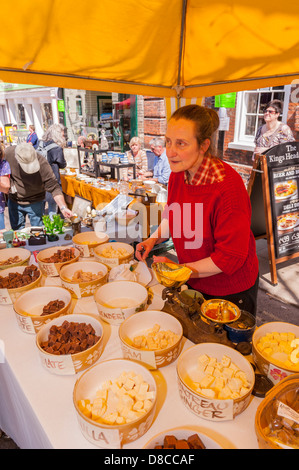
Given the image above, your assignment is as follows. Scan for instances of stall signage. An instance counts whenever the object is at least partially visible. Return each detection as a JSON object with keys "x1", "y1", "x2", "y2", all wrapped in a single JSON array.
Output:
[
  {"x1": 214, "y1": 92, "x2": 236, "y2": 108},
  {"x1": 266, "y1": 142, "x2": 299, "y2": 258},
  {"x1": 57, "y1": 100, "x2": 65, "y2": 112}
]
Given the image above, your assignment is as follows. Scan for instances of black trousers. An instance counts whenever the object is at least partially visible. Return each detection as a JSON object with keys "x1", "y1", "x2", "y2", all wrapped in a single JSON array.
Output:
[{"x1": 192, "y1": 274, "x2": 259, "y2": 317}]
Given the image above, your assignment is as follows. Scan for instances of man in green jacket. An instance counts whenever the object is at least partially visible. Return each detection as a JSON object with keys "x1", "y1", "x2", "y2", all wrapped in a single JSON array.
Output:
[{"x1": 5, "y1": 143, "x2": 73, "y2": 230}]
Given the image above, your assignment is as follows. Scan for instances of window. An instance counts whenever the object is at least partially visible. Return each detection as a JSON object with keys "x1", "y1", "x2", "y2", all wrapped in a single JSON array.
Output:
[
  {"x1": 76, "y1": 95, "x2": 82, "y2": 116},
  {"x1": 17, "y1": 103, "x2": 26, "y2": 125},
  {"x1": 228, "y1": 86, "x2": 291, "y2": 151},
  {"x1": 41, "y1": 103, "x2": 53, "y2": 130}
]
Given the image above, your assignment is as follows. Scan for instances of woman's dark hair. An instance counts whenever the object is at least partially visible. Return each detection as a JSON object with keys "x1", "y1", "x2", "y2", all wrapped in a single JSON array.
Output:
[
  {"x1": 170, "y1": 104, "x2": 219, "y2": 154},
  {"x1": 265, "y1": 99, "x2": 282, "y2": 114}
]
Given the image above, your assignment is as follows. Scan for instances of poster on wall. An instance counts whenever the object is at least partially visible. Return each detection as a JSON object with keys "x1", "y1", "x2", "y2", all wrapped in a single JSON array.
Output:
[{"x1": 266, "y1": 142, "x2": 299, "y2": 258}]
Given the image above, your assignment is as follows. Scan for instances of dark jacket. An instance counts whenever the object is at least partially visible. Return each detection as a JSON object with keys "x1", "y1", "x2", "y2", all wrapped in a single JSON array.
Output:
[
  {"x1": 5, "y1": 145, "x2": 62, "y2": 204},
  {"x1": 43, "y1": 140, "x2": 67, "y2": 185}
]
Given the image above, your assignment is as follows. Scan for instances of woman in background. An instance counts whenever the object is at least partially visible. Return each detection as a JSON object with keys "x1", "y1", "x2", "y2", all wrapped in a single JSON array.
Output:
[
  {"x1": 123, "y1": 136, "x2": 148, "y2": 181},
  {"x1": 0, "y1": 143, "x2": 10, "y2": 229},
  {"x1": 254, "y1": 99, "x2": 295, "y2": 158},
  {"x1": 42, "y1": 124, "x2": 67, "y2": 218}
]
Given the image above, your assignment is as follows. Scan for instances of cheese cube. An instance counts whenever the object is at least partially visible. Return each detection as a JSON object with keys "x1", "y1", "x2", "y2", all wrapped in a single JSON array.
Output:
[
  {"x1": 199, "y1": 374, "x2": 214, "y2": 388},
  {"x1": 116, "y1": 416, "x2": 126, "y2": 425},
  {"x1": 227, "y1": 378, "x2": 243, "y2": 392},
  {"x1": 96, "y1": 389, "x2": 107, "y2": 400},
  {"x1": 218, "y1": 386, "x2": 232, "y2": 399},
  {"x1": 221, "y1": 355, "x2": 231, "y2": 367},
  {"x1": 204, "y1": 365, "x2": 215, "y2": 376},
  {"x1": 133, "y1": 400, "x2": 144, "y2": 411},
  {"x1": 103, "y1": 412, "x2": 118, "y2": 424},
  {"x1": 143, "y1": 399, "x2": 153, "y2": 411},
  {"x1": 212, "y1": 377, "x2": 225, "y2": 393},
  {"x1": 200, "y1": 388, "x2": 216, "y2": 399},
  {"x1": 198, "y1": 354, "x2": 210, "y2": 368},
  {"x1": 123, "y1": 377, "x2": 135, "y2": 391},
  {"x1": 222, "y1": 367, "x2": 235, "y2": 379}
]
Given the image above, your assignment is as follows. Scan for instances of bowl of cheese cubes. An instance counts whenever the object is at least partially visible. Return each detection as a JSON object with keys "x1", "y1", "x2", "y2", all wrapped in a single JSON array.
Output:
[
  {"x1": 93, "y1": 242, "x2": 134, "y2": 270},
  {"x1": 177, "y1": 343, "x2": 255, "y2": 421},
  {"x1": 73, "y1": 358, "x2": 157, "y2": 448},
  {"x1": 252, "y1": 322, "x2": 299, "y2": 384},
  {"x1": 119, "y1": 310, "x2": 183, "y2": 368}
]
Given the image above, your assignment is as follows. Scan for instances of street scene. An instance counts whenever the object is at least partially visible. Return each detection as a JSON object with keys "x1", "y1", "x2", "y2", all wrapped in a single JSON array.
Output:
[{"x1": 0, "y1": 0, "x2": 299, "y2": 453}]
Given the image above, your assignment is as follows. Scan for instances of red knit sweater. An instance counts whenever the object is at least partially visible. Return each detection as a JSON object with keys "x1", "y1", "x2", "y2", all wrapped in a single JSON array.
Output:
[{"x1": 165, "y1": 162, "x2": 259, "y2": 296}]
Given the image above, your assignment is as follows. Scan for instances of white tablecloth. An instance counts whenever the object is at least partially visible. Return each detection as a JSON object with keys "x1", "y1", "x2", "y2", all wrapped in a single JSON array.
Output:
[{"x1": 0, "y1": 252, "x2": 262, "y2": 449}]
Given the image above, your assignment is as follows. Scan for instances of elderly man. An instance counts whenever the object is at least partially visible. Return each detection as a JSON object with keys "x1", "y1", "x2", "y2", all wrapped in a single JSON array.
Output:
[
  {"x1": 151, "y1": 137, "x2": 171, "y2": 185},
  {"x1": 5, "y1": 143, "x2": 73, "y2": 230}
]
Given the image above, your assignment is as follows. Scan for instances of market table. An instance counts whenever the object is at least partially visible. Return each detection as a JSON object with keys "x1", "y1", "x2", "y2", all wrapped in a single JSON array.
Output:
[
  {"x1": 0, "y1": 249, "x2": 262, "y2": 449},
  {"x1": 60, "y1": 174, "x2": 119, "y2": 208}
]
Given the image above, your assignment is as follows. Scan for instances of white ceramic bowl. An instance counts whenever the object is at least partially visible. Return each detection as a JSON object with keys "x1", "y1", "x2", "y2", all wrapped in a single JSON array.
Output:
[
  {"x1": 72, "y1": 231, "x2": 109, "y2": 258},
  {"x1": 93, "y1": 242, "x2": 134, "y2": 270},
  {"x1": 36, "y1": 246, "x2": 80, "y2": 277},
  {"x1": 94, "y1": 280, "x2": 148, "y2": 325},
  {"x1": 177, "y1": 343, "x2": 255, "y2": 421},
  {"x1": 0, "y1": 265, "x2": 42, "y2": 305},
  {"x1": 143, "y1": 427, "x2": 222, "y2": 449},
  {"x1": 59, "y1": 261, "x2": 108, "y2": 299},
  {"x1": 13, "y1": 286, "x2": 72, "y2": 334},
  {"x1": 73, "y1": 358, "x2": 157, "y2": 448},
  {"x1": 36, "y1": 313, "x2": 105, "y2": 375},
  {"x1": 0, "y1": 247, "x2": 31, "y2": 270},
  {"x1": 119, "y1": 310, "x2": 183, "y2": 368},
  {"x1": 252, "y1": 321, "x2": 299, "y2": 384}
]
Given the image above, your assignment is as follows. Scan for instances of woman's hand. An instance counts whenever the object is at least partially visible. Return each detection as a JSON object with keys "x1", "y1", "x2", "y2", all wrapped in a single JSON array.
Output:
[{"x1": 135, "y1": 238, "x2": 156, "y2": 261}]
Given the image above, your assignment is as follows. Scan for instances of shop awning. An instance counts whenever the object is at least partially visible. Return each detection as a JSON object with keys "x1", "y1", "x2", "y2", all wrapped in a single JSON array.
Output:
[{"x1": 0, "y1": 0, "x2": 298, "y2": 99}]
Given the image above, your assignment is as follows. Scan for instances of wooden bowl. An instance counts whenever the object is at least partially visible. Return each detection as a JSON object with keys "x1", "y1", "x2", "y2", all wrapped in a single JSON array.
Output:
[
  {"x1": 36, "y1": 246, "x2": 80, "y2": 277},
  {"x1": 36, "y1": 313, "x2": 105, "y2": 375},
  {"x1": 0, "y1": 247, "x2": 31, "y2": 271},
  {"x1": 252, "y1": 321, "x2": 299, "y2": 384},
  {"x1": 119, "y1": 310, "x2": 183, "y2": 369},
  {"x1": 72, "y1": 231, "x2": 109, "y2": 258},
  {"x1": 13, "y1": 286, "x2": 72, "y2": 334},
  {"x1": 93, "y1": 242, "x2": 134, "y2": 270},
  {"x1": 177, "y1": 343, "x2": 255, "y2": 421},
  {"x1": 94, "y1": 280, "x2": 148, "y2": 325},
  {"x1": 59, "y1": 261, "x2": 108, "y2": 299},
  {"x1": 0, "y1": 265, "x2": 42, "y2": 305},
  {"x1": 73, "y1": 358, "x2": 157, "y2": 448}
]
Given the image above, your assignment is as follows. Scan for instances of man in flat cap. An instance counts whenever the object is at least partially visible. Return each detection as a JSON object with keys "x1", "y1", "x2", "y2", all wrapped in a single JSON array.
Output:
[{"x1": 5, "y1": 143, "x2": 73, "y2": 230}]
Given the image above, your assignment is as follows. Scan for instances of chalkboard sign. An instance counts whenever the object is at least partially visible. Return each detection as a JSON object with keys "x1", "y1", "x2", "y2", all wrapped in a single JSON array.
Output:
[
  {"x1": 247, "y1": 141, "x2": 299, "y2": 285},
  {"x1": 266, "y1": 142, "x2": 299, "y2": 258}
]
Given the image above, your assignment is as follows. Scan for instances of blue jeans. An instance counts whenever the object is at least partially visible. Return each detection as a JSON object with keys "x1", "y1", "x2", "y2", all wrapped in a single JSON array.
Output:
[
  {"x1": 8, "y1": 199, "x2": 44, "y2": 230},
  {"x1": 0, "y1": 212, "x2": 4, "y2": 230},
  {"x1": 45, "y1": 191, "x2": 57, "y2": 219}
]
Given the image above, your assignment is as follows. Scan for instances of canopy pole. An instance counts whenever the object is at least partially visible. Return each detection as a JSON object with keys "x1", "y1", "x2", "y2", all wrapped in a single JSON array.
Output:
[{"x1": 174, "y1": 0, "x2": 188, "y2": 104}]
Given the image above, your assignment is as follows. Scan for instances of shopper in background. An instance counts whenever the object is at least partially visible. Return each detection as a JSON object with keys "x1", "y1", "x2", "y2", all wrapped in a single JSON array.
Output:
[
  {"x1": 41, "y1": 124, "x2": 67, "y2": 218},
  {"x1": 26, "y1": 124, "x2": 39, "y2": 149},
  {"x1": 0, "y1": 143, "x2": 10, "y2": 229},
  {"x1": 5, "y1": 143, "x2": 72, "y2": 230},
  {"x1": 253, "y1": 99, "x2": 295, "y2": 159},
  {"x1": 151, "y1": 137, "x2": 171, "y2": 185},
  {"x1": 135, "y1": 105, "x2": 259, "y2": 316},
  {"x1": 123, "y1": 136, "x2": 148, "y2": 181}
]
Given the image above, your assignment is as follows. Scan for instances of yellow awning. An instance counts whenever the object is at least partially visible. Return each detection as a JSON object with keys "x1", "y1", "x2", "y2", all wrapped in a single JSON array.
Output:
[{"x1": 0, "y1": 0, "x2": 298, "y2": 98}]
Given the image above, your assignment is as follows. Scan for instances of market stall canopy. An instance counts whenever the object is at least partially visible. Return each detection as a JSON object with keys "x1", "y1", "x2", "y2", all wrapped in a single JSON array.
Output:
[{"x1": 0, "y1": 0, "x2": 299, "y2": 99}]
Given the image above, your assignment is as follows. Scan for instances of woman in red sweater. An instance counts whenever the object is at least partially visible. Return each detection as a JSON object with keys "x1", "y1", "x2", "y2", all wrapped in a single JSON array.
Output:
[{"x1": 135, "y1": 105, "x2": 259, "y2": 315}]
